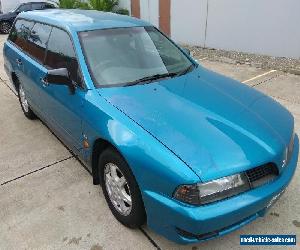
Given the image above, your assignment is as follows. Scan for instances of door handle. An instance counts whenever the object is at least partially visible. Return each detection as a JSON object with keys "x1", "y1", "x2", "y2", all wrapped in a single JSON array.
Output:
[
  {"x1": 40, "y1": 77, "x2": 49, "y2": 87},
  {"x1": 16, "y1": 58, "x2": 22, "y2": 66}
]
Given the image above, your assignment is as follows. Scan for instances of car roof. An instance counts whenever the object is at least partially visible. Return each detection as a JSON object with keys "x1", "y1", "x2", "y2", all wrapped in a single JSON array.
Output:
[{"x1": 18, "y1": 9, "x2": 151, "y2": 32}]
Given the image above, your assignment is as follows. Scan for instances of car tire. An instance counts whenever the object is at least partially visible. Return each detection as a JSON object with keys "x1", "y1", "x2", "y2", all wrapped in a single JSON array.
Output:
[
  {"x1": 18, "y1": 82, "x2": 36, "y2": 120},
  {"x1": 99, "y1": 147, "x2": 146, "y2": 228},
  {"x1": 0, "y1": 21, "x2": 11, "y2": 34}
]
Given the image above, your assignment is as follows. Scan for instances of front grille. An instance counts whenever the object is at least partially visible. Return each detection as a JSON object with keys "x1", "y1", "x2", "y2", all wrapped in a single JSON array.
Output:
[
  {"x1": 246, "y1": 163, "x2": 279, "y2": 188},
  {"x1": 176, "y1": 227, "x2": 218, "y2": 240},
  {"x1": 176, "y1": 214, "x2": 256, "y2": 241}
]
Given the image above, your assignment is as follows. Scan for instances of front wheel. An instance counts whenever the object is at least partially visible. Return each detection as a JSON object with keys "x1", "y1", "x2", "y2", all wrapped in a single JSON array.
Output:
[
  {"x1": 0, "y1": 21, "x2": 11, "y2": 34},
  {"x1": 99, "y1": 148, "x2": 146, "y2": 228},
  {"x1": 18, "y1": 83, "x2": 36, "y2": 120}
]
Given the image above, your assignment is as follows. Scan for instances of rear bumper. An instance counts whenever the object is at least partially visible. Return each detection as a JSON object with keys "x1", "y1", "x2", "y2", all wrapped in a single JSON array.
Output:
[{"x1": 143, "y1": 135, "x2": 299, "y2": 244}]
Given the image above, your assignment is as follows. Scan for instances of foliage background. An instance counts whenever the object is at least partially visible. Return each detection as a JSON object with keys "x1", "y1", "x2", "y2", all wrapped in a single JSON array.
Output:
[{"x1": 58, "y1": 0, "x2": 129, "y2": 14}]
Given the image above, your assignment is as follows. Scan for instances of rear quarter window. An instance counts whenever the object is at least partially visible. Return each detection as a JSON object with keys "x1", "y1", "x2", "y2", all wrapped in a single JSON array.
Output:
[
  {"x1": 8, "y1": 19, "x2": 34, "y2": 52},
  {"x1": 17, "y1": 4, "x2": 32, "y2": 12},
  {"x1": 44, "y1": 4, "x2": 56, "y2": 9}
]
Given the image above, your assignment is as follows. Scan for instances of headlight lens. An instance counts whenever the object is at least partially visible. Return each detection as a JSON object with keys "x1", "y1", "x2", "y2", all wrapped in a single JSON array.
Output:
[{"x1": 173, "y1": 173, "x2": 250, "y2": 205}]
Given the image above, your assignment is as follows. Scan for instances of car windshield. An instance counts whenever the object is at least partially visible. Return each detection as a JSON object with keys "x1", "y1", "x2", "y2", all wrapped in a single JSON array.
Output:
[{"x1": 79, "y1": 26, "x2": 195, "y2": 87}]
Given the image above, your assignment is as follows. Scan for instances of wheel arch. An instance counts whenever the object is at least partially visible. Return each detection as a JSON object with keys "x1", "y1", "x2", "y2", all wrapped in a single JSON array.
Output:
[
  {"x1": 11, "y1": 71, "x2": 20, "y2": 91},
  {"x1": 91, "y1": 137, "x2": 141, "y2": 189},
  {"x1": 91, "y1": 137, "x2": 117, "y2": 185},
  {"x1": 91, "y1": 136, "x2": 147, "y2": 225}
]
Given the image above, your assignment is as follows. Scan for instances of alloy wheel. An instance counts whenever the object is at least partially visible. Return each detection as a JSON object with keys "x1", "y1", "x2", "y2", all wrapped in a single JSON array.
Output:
[
  {"x1": 19, "y1": 84, "x2": 29, "y2": 113},
  {"x1": 0, "y1": 22, "x2": 11, "y2": 34},
  {"x1": 104, "y1": 162, "x2": 132, "y2": 216}
]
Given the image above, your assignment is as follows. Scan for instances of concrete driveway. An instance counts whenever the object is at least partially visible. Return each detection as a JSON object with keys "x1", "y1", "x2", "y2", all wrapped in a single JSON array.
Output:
[{"x1": 0, "y1": 35, "x2": 299, "y2": 250}]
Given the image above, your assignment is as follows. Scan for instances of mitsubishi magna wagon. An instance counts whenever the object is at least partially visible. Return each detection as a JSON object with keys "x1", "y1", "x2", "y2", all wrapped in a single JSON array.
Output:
[{"x1": 3, "y1": 9, "x2": 298, "y2": 244}]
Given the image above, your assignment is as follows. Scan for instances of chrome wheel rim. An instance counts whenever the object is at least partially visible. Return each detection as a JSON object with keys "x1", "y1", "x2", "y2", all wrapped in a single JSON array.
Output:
[
  {"x1": 104, "y1": 163, "x2": 132, "y2": 216},
  {"x1": 1, "y1": 22, "x2": 11, "y2": 33},
  {"x1": 19, "y1": 84, "x2": 29, "y2": 113}
]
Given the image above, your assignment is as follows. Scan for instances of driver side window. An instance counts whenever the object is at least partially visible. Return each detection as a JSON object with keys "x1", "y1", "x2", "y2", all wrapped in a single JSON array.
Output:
[{"x1": 45, "y1": 27, "x2": 83, "y2": 87}]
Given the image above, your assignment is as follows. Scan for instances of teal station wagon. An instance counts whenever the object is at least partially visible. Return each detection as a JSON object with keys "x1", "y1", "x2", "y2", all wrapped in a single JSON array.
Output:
[{"x1": 3, "y1": 9, "x2": 298, "y2": 244}]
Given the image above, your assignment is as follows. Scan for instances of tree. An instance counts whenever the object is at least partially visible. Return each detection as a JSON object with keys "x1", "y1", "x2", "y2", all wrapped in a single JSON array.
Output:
[
  {"x1": 88, "y1": 0, "x2": 119, "y2": 12},
  {"x1": 59, "y1": 0, "x2": 128, "y2": 14},
  {"x1": 75, "y1": 1, "x2": 90, "y2": 9},
  {"x1": 59, "y1": 0, "x2": 78, "y2": 9}
]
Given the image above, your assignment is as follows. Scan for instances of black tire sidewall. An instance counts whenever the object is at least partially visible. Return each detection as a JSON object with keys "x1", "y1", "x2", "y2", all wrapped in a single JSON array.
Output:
[{"x1": 99, "y1": 148, "x2": 146, "y2": 228}]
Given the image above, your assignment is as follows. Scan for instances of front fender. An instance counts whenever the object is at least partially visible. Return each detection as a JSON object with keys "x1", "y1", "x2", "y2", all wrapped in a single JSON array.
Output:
[{"x1": 81, "y1": 90, "x2": 200, "y2": 196}]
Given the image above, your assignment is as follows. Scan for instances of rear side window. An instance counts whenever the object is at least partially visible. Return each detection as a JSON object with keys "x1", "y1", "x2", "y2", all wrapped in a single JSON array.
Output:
[
  {"x1": 45, "y1": 27, "x2": 82, "y2": 85},
  {"x1": 31, "y1": 3, "x2": 44, "y2": 10},
  {"x1": 27, "y1": 22, "x2": 51, "y2": 63},
  {"x1": 8, "y1": 19, "x2": 34, "y2": 52}
]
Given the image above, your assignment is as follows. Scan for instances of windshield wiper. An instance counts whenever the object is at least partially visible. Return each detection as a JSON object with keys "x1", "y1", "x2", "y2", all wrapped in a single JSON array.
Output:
[{"x1": 125, "y1": 72, "x2": 178, "y2": 86}]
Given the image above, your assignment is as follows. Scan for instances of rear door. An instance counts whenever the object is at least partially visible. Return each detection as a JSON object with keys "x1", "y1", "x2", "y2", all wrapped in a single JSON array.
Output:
[
  {"x1": 23, "y1": 21, "x2": 52, "y2": 111},
  {"x1": 6, "y1": 19, "x2": 51, "y2": 113},
  {"x1": 6, "y1": 19, "x2": 36, "y2": 104}
]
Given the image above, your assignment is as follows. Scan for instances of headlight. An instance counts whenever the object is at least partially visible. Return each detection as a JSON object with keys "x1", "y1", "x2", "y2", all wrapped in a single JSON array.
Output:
[{"x1": 173, "y1": 173, "x2": 250, "y2": 205}]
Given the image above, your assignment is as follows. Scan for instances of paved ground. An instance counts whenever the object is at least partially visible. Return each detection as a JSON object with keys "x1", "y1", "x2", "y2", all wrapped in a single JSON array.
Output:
[
  {"x1": 187, "y1": 45, "x2": 300, "y2": 75},
  {"x1": 0, "y1": 34, "x2": 299, "y2": 250}
]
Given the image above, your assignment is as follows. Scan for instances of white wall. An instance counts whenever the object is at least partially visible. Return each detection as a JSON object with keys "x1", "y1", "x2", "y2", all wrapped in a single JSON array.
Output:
[
  {"x1": 1, "y1": 0, "x2": 19, "y2": 13},
  {"x1": 171, "y1": 0, "x2": 207, "y2": 47},
  {"x1": 140, "y1": 0, "x2": 159, "y2": 27},
  {"x1": 205, "y1": 0, "x2": 300, "y2": 59},
  {"x1": 169, "y1": 0, "x2": 300, "y2": 58},
  {"x1": 118, "y1": 0, "x2": 131, "y2": 14}
]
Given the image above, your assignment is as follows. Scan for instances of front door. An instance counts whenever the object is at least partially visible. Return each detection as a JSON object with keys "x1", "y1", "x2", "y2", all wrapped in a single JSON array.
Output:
[{"x1": 39, "y1": 27, "x2": 85, "y2": 152}]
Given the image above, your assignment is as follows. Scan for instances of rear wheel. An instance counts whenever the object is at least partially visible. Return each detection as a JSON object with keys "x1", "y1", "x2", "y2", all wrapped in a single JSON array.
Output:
[
  {"x1": 0, "y1": 21, "x2": 11, "y2": 34},
  {"x1": 99, "y1": 147, "x2": 146, "y2": 228},
  {"x1": 18, "y1": 83, "x2": 36, "y2": 120}
]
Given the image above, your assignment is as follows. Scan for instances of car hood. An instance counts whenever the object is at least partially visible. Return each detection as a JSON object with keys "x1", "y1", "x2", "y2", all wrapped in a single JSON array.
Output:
[{"x1": 97, "y1": 67, "x2": 294, "y2": 181}]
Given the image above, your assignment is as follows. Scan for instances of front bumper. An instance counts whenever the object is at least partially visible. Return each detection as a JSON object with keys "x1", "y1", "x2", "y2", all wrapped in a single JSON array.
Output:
[{"x1": 143, "y1": 135, "x2": 299, "y2": 244}]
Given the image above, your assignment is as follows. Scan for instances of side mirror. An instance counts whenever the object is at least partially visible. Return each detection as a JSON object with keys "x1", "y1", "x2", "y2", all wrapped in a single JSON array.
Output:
[
  {"x1": 46, "y1": 68, "x2": 70, "y2": 84},
  {"x1": 45, "y1": 68, "x2": 75, "y2": 94},
  {"x1": 182, "y1": 47, "x2": 191, "y2": 56}
]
